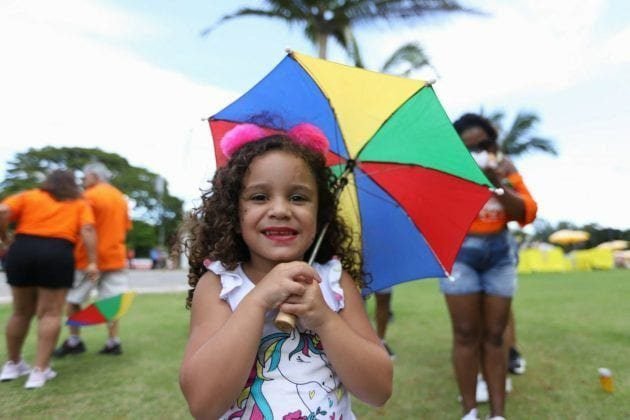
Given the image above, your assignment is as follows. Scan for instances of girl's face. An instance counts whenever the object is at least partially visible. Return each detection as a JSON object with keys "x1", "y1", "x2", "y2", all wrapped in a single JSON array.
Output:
[{"x1": 239, "y1": 150, "x2": 318, "y2": 271}]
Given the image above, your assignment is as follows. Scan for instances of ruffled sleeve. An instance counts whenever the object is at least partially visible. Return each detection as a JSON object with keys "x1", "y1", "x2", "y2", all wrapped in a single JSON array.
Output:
[
  {"x1": 314, "y1": 259, "x2": 345, "y2": 312},
  {"x1": 205, "y1": 260, "x2": 253, "y2": 311}
]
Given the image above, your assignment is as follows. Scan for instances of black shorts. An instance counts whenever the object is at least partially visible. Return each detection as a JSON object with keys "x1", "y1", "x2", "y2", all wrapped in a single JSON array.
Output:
[{"x1": 5, "y1": 234, "x2": 76, "y2": 289}]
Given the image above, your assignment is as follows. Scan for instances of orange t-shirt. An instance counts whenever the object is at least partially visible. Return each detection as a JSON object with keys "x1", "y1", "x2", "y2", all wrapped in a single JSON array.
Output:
[
  {"x1": 2, "y1": 189, "x2": 94, "y2": 243},
  {"x1": 468, "y1": 172, "x2": 538, "y2": 235},
  {"x1": 74, "y1": 183, "x2": 131, "y2": 271}
]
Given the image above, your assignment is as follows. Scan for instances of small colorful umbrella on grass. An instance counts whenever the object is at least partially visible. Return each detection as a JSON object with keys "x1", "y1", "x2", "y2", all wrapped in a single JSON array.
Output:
[
  {"x1": 66, "y1": 292, "x2": 136, "y2": 326},
  {"x1": 209, "y1": 51, "x2": 493, "y2": 293}
]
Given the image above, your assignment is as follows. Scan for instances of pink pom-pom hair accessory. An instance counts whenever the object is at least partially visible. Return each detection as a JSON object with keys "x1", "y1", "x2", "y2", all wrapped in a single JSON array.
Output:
[{"x1": 220, "y1": 122, "x2": 329, "y2": 159}]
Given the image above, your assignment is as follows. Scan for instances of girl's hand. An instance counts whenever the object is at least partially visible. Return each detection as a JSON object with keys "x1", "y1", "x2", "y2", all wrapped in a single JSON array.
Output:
[
  {"x1": 248, "y1": 262, "x2": 321, "y2": 311},
  {"x1": 279, "y1": 277, "x2": 334, "y2": 331}
]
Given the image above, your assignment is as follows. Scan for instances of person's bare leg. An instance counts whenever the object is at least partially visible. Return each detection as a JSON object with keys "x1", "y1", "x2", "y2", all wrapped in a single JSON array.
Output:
[
  {"x1": 503, "y1": 308, "x2": 516, "y2": 350},
  {"x1": 375, "y1": 292, "x2": 391, "y2": 340},
  {"x1": 34, "y1": 288, "x2": 68, "y2": 369},
  {"x1": 445, "y1": 293, "x2": 483, "y2": 414},
  {"x1": 66, "y1": 303, "x2": 82, "y2": 337},
  {"x1": 480, "y1": 295, "x2": 511, "y2": 418},
  {"x1": 107, "y1": 320, "x2": 119, "y2": 340},
  {"x1": 5, "y1": 287, "x2": 37, "y2": 361}
]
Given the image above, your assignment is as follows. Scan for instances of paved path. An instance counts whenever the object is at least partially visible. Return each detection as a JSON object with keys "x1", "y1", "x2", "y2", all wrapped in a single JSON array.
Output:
[{"x1": 0, "y1": 269, "x2": 190, "y2": 304}]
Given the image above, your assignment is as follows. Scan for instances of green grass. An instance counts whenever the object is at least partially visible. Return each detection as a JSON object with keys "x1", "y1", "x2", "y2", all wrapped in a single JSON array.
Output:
[{"x1": 1, "y1": 270, "x2": 629, "y2": 419}]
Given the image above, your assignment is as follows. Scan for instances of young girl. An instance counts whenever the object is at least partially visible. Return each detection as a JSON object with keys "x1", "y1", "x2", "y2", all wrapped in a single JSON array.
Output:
[{"x1": 180, "y1": 122, "x2": 393, "y2": 419}]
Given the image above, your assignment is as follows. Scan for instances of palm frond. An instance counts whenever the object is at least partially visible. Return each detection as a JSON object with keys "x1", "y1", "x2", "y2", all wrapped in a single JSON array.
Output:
[
  {"x1": 502, "y1": 137, "x2": 558, "y2": 157},
  {"x1": 200, "y1": 5, "x2": 308, "y2": 36},
  {"x1": 380, "y1": 41, "x2": 431, "y2": 76},
  {"x1": 346, "y1": 0, "x2": 483, "y2": 25}
]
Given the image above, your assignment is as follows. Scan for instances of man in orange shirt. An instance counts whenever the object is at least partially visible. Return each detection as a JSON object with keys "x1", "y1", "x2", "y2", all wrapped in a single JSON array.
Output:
[{"x1": 54, "y1": 162, "x2": 132, "y2": 357}]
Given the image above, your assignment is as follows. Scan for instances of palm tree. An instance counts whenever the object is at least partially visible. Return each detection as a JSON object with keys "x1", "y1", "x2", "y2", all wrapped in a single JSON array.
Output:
[
  {"x1": 202, "y1": 0, "x2": 478, "y2": 66},
  {"x1": 484, "y1": 110, "x2": 558, "y2": 157},
  {"x1": 380, "y1": 41, "x2": 435, "y2": 77}
]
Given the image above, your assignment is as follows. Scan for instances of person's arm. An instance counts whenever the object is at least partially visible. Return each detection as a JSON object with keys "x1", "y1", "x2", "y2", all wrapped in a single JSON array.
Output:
[
  {"x1": 484, "y1": 159, "x2": 526, "y2": 221},
  {"x1": 282, "y1": 272, "x2": 393, "y2": 406},
  {"x1": 180, "y1": 262, "x2": 314, "y2": 418},
  {"x1": 0, "y1": 204, "x2": 10, "y2": 244},
  {"x1": 80, "y1": 224, "x2": 99, "y2": 280}
]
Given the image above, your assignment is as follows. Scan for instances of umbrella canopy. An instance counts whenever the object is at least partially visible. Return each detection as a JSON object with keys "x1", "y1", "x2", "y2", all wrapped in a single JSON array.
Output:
[
  {"x1": 548, "y1": 229, "x2": 590, "y2": 245},
  {"x1": 66, "y1": 292, "x2": 136, "y2": 326},
  {"x1": 209, "y1": 51, "x2": 493, "y2": 293},
  {"x1": 596, "y1": 240, "x2": 628, "y2": 251}
]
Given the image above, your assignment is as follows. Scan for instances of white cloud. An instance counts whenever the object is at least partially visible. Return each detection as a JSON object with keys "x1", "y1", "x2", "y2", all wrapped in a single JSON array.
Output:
[
  {"x1": 0, "y1": 1, "x2": 235, "y2": 206},
  {"x1": 2, "y1": 0, "x2": 158, "y2": 39},
  {"x1": 600, "y1": 26, "x2": 630, "y2": 65},
  {"x1": 360, "y1": 0, "x2": 611, "y2": 112}
]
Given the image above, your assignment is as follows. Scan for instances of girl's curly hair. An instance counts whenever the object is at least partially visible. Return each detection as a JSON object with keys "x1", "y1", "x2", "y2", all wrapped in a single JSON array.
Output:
[{"x1": 181, "y1": 135, "x2": 364, "y2": 308}]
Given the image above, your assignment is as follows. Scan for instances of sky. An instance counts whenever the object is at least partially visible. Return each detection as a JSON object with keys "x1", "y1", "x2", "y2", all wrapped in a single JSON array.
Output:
[{"x1": 1, "y1": 0, "x2": 629, "y2": 230}]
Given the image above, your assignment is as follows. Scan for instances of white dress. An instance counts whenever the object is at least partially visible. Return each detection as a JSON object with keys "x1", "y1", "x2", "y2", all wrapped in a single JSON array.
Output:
[{"x1": 206, "y1": 259, "x2": 356, "y2": 420}]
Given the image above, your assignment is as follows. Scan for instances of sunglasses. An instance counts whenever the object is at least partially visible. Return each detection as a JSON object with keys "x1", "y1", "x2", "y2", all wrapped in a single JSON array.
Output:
[{"x1": 467, "y1": 139, "x2": 496, "y2": 152}]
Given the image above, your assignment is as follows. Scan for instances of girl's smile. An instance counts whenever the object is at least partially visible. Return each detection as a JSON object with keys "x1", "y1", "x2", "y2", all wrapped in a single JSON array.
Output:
[
  {"x1": 262, "y1": 226, "x2": 299, "y2": 242},
  {"x1": 239, "y1": 150, "x2": 318, "y2": 271}
]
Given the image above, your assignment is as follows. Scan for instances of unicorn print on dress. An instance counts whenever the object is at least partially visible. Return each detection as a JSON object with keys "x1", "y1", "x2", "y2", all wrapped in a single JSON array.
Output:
[{"x1": 226, "y1": 327, "x2": 345, "y2": 420}]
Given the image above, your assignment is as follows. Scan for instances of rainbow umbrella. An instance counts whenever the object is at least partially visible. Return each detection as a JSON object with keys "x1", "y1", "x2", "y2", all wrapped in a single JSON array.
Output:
[
  {"x1": 66, "y1": 292, "x2": 136, "y2": 326},
  {"x1": 209, "y1": 51, "x2": 493, "y2": 293}
]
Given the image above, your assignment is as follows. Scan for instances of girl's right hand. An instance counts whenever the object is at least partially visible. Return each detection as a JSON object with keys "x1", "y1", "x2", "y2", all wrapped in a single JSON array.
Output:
[{"x1": 248, "y1": 262, "x2": 321, "y2": 310}]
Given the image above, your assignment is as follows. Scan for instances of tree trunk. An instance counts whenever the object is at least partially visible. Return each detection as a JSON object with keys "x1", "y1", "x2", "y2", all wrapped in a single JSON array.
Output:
[{"x1": 317, "y1": 33, "x2": 328, "y2": 59}]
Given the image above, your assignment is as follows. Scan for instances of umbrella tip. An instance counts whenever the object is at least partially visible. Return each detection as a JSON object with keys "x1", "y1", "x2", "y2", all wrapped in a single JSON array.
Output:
[
  {"x1": 285, "y1": 47, "x2": 294, "y2": 55},
  {"x1": 492, "y1": 187, "x2": 505, "y2": 196},
  {"x1": 426, "y1": 79, "x2": 436, "y2": 86}
]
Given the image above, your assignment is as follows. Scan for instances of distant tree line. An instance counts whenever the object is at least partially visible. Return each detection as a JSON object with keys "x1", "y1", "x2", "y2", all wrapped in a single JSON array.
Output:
[{"x1": 0, "y1": 147, "x2": 184, "y2": 257}]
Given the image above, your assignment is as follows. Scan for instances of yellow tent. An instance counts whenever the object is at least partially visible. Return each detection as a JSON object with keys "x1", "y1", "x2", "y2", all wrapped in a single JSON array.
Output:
[
  {"x1": 518, "y1": 246, "x2": 571, "y2": 273},
  {"x1": 572, "y1": 248, "x2": 614, "y2": 271}
]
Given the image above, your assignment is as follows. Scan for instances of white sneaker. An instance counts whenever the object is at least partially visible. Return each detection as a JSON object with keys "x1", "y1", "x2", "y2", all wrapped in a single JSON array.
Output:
[
  {"x1": 24, "y1": 367, "x2": 57, "y2": 389},
  {"x1": 475, "y1": 375, "x2": 512, "y2": 402},
  {"x1": 462, "y1": 407, "x2": 479, "y2": 420},
  {"x1": 0, "y1": 359, "x2": 31, "y2": 381},
  {"x1": 476, "y1": 374, "x2": 489, "y2": 403}
]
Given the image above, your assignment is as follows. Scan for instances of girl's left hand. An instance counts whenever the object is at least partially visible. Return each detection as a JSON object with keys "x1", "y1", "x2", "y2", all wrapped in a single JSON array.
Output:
[{"x1": 279, "y1": 279, "x2": 334, "y2": 331}]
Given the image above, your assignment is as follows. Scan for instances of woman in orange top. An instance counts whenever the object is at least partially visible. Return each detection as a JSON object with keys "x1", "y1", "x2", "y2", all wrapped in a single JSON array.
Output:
[
  {"x1": 0, "y1": 170, "x2": 98, "y2": 389},
  {"x1": 439, "y1": 114, "x2": 537, "y2": 420}
]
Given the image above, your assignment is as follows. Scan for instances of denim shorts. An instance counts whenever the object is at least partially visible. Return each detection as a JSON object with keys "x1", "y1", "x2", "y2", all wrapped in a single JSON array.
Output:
[{"x1": 439, "y1": 230, "x2": 518, "y2": 297}]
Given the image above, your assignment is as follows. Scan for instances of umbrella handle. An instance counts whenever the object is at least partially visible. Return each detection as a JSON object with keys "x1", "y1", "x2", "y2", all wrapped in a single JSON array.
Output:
[
  {"x1": 272, "y1": 174, "x2": 349, "y2": 332},
  {"x1": 274, "y1": 311, "x2": 296, "y2": 332},
  {"x1": 272, "y1": 221, "x2": 333, "y2": 332}
]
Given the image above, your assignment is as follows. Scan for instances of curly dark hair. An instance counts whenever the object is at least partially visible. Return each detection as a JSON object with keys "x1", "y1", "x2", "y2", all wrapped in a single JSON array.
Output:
[
  {"x1": 41, "y1": 169, "x2": 81, "y2": 201},
  {"x1": 182, "y1": 135, "x2": 364, "y2": 308},
  {"x1": 453, "y1": 113, "x2": 498, "y2": 142}
]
